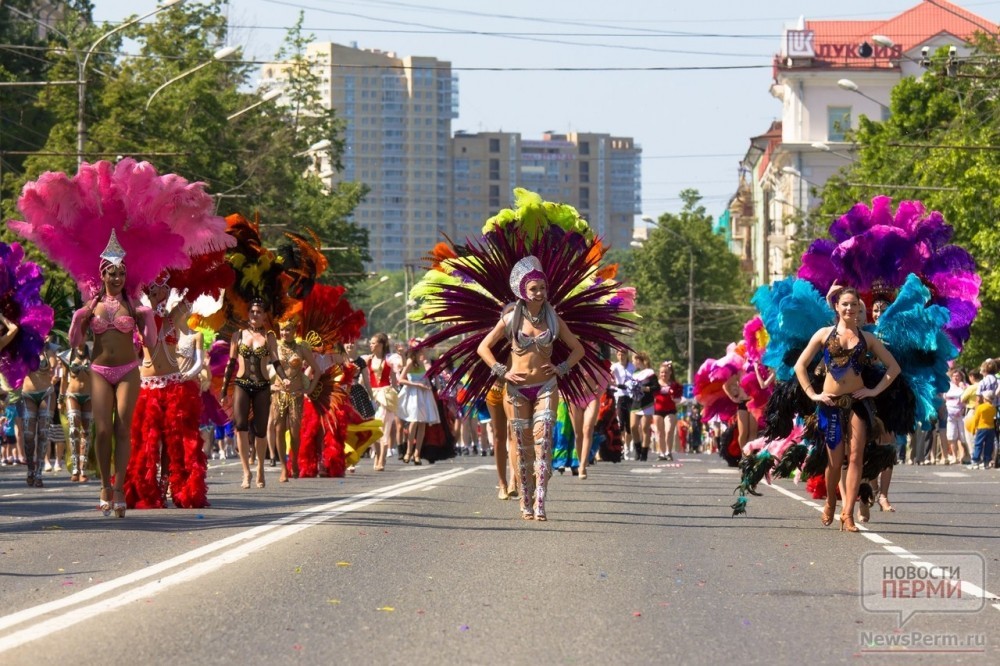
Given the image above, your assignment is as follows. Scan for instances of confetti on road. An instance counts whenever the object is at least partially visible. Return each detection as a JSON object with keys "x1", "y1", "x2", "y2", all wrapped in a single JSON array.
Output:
[
  {"x1": 337, "y1": 562, "x2": 351, "y2": 567},
  {"x1": 632, "y1": 612, "x2": 642, "y2": 618},
  {"x1": 294, "y1": 567, "x2": 302, "y2": 574},
  {"x1": 377, "y1": 606, "x2": 395, "y2": 612},
  {"x1": 327, "y1": 599, "x2": 341, "y2": 605},
  {"x1": 459, "y1": 624, "x2": 470, "y2": 632}
]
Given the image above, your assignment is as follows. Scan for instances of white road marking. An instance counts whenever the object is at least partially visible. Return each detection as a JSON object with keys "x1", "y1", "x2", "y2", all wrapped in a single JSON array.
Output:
[
  {"x1": 0, "y1": 465, "x2": 490, "y2": 653},
  {"x1": 629, "y1": 468, "x2": 663, "y2": 474},
  {"x1": 707, "y1": 468, "x2": 739, "y2": 474},
  {"x1": 932, "y1": 472, "x2": 969, "y2": 478},
  {"x1": 756, "y1": 478, "x2": 1000, "y2": 609}
]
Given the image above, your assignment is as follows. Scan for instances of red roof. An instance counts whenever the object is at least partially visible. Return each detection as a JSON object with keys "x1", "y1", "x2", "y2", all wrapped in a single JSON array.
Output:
[{"x1": 790, "y1": 0, "x2": 997, "y2": 69}]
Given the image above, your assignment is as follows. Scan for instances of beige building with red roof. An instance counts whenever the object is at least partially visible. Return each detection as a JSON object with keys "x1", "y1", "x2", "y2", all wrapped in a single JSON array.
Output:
[{"x1": 730, "y1": 0, "x2": 997, "y2": 287}]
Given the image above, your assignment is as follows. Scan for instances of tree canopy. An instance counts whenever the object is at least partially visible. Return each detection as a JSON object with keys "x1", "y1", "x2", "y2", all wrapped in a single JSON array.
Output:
[
  {"x1": 626, "y1": 189, "x2": 751, "y2": 377},
  {"x1": 1, "y1": 1, "x2": 370, "y2": 309},
  {"x1": 815, "y1": 41, "x2": 1000, "y2": 365}
]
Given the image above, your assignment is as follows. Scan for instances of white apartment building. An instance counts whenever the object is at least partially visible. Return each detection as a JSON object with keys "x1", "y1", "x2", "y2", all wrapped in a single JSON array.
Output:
[{"x1": 732, "y1": 0, "x2": 996, "y2": 286}]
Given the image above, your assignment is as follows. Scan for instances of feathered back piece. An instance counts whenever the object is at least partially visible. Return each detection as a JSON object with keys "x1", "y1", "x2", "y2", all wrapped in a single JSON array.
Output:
[
  {"x1": 297, "y1": 284, "x2": 366, "y2": 354},
  {"x1": 692, "y1": 347, "x2": 745, "y2": 422},
  {"x1": 276, "y1": 230, "x2": 328, "y2": 303},
  {"x1": 8, "y1": 159, "x2": 228, "y2": 299},
  {"x1": 0, "y1": 242, "x2": 55, "y2": 388},
  {"x1": 797, "y1": 195, "x2": 980, "y2": 349},
  {"x1": 410, "y1": 189, "x2": 636, "y2": 406},
  {"x1": 873, "y1": 273, "x2": 957, "y2": 427},
  {"x1": 753, "y1": 277, "x2": 833, "y2": 382},
  {"x1": 742, "y1": 316, "x2": 768, "y2": 366},
  {"x1": 223, "y1": 213, "x2": 294, "y2": 326}
]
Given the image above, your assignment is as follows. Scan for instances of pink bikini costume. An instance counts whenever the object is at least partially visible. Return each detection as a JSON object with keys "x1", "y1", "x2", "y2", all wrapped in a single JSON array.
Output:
[{"x1": 69, "y1": 301, "x2": 154, "y2": 387}]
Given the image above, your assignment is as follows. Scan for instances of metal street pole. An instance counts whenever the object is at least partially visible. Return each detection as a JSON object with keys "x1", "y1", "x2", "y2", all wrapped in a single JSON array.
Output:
[{"x1": 686, "y1": 248, "x2": 695, "y2": 385}]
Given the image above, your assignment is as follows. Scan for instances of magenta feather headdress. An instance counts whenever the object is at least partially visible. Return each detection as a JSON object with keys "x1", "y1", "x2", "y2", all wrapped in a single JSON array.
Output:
[
  {"x1": 8, "y1": 159, "x2": 230, "y2": 300},
  {"x1": 0, "y1": 242, "x2": 55, "y2": 388},
  {"x1": 797, "y1": 195, "x2": 980, "y2": 349}
]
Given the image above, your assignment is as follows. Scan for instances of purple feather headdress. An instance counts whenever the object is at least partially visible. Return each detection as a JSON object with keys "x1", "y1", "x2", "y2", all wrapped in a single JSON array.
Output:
[
  {"x1": 798, "y1": 195, "x2": 980, "y2": 349},
  {"x1": 412, "y1": 219, "x2": 636, "y2": 407},
  {"x1": 0, "y1": 242, "x2": 55, "y2": 388}
]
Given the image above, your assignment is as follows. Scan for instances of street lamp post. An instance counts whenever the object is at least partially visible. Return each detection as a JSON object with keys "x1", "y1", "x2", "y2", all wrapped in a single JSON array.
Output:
[
  {"x1": 811, "y1": 141, "x2": 855, "y2": 161},
  {"x1": 227, "y1": 89, "x2": 281, "y2": 121},
  {"x1": 78, "y1": 0, "x2": 186, "y2": 165},
  {"x1": 837, "y1": 78, "x2": 890, "y2": 113},
  {"x1": 144, "y1": 45, "x2": 237, "y2": 111},
  {"x1": 365, "y1": 291, "x2": 403, "y2": 336},
  {"x1": 640, "y1": 216, "x2": 695, "y2": 384}
]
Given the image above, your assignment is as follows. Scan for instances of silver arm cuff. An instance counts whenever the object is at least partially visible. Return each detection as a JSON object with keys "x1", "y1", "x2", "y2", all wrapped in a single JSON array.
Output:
[
  {"x1": 491, "y1": 363, "x2": 508, "y2": 378},
  {"x1": 555, "y1": 361, "x2": 570, "y2": 377}
]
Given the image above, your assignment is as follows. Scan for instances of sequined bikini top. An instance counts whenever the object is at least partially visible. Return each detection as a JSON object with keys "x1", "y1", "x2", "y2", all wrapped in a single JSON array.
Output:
[
  {"x1": 823, "y1": 326, "x2": 868, "y2": 381},
  {"x1": 238, "y1": 343, "x2": 269, "y2": 358},
  {"x1": 90, "y1": 314, "x2": 135, "y2": 335},
  {"x1": 507, "y1": 302, "x2": 558, "y2": 357}
]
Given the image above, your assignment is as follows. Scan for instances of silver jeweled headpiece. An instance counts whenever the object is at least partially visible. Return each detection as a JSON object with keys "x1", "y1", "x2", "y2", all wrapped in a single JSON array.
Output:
[
  {"x1": 508, "y1": 255, "x2": 546, "y2": 300},
  {"x1": 99, "y1": 229, "x2": 126, "y2": 273}
]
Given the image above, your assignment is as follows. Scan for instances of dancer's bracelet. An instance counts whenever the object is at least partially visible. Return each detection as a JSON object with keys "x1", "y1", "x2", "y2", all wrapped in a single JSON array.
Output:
[
  {"x1": 491, "y1": 363, "x2": 508, "y2": 378},
  {"x1": 555, "y1": 361, "x2": 570, "y2": 377}
]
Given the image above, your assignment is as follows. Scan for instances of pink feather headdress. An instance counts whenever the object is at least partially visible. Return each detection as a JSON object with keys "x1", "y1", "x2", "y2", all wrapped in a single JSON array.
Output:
[{"x1": 8, "y1": 159, "x2": 231, "y2": 300}]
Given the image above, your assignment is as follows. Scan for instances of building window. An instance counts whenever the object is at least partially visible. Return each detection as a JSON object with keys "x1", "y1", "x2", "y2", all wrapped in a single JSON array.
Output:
[
  {"x1": 579, "y1": 141, "x2": 590, "y2": 155},
  {"x1": 489, "y1": 138, "x2": 500, "y2": 152},
  {"x1": 828, "y1": 107, "x2": 852, "y2": 142}
]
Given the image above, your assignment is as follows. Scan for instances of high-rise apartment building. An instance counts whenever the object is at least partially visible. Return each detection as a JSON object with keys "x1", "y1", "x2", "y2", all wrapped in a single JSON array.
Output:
[
  {"x1": 452, "y1": 131, "x2": 641, "y2": 251},
  {"x1": 260, "y1": 42, "x2": 458, "y2": 271},
  {"x1": 262, "y1": 43, "x2": 641, "y2": 268}
]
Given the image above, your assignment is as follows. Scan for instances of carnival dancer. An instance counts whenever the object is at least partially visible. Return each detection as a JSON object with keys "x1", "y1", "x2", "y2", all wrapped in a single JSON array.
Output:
[
  {"x1": 269, "y1": 317, "x2": 320, "y2": 481},
  {"x1": 409, "y1": 189, "x2": 636, "y2": 514},
  {"x1": 59, "y1": 345, "x2": 92, "y2": 483},
  {"x1": 222, "y1": 300, "x2": 289, "y2": 489},
  {"x1": 478, "y1": 256, "x2": 586, "y2": 519},
  {"x1": 67, "y1": 237, "x2": 155, "y2": 517},
  {"x1": 123, "y1": 276, "x2": 208, "y2": 509},
  {"x1": 19, "y1": 342, "x2": 57, "y2": 487},
  {"x1": 793, "y1": 287, "x2": 901, "y2": 532},
  {"x1": 11, "y1": 159, "x2": 236, "y2": 516}
]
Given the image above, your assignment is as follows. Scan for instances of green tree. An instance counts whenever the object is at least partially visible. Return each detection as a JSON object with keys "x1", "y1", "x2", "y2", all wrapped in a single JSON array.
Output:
[
  {"x1": 628, "y1": 189, "x2": 750, "y2": 378},
  {"x1": 4, "y1": 1, "x2": 370, "y2": 290},
  {"x1": 815, "y1": 42, "x2": 1000, "y2": 365}
]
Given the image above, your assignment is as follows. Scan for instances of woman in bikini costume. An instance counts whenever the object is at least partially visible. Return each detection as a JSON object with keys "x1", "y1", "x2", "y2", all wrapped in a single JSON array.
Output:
[
  {"x1": 269, "y1": 318, "x2": 319, "y2": 482},
  {"x1": 59, "y1": 344, "x2": 92, "y2": 483},
  {"x1": 366, "y1": 332, "x2": 398, "y2": 472},
  {"x1": 222, "y1": 299, "x2": 289, "y2": 489},
  {"x1": 124, "y1": 275, "x2": 208, "y2": 508},
  {"x1": 477, "y1": 256, "x2": 585, "y2": 521},
  {"x1": 723, "y1": 364, "x2": 756, "y2": 455},
  {"x1": 794, "y1": 287, "x2": 900, "y2": 532},
  {"x1": 68, "y1": 231, "x2": 156, "y2": 518},
  {"x1": 20, "y1": 342, "x2": 58, "y2": 488}
]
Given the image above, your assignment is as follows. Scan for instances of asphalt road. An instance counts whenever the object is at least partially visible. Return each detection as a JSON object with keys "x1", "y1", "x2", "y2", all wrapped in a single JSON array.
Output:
[{"x1": 1, "y1": 453, "x2": 998, "y2": 665}]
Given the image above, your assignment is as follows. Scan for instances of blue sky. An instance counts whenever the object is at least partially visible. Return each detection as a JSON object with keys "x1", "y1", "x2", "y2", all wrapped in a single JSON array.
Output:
[{"x1": 94, "y1": 0, "x2": 1000, "y2": 222}]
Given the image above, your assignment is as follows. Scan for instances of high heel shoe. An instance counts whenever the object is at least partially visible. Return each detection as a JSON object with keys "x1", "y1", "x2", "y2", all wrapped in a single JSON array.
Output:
[
  {"x1": 877, "y1": 494, "x2": 896, "y2": 512},
  {"x1": 821, "y1": 502, "x2": 836, "y2": 526},
  {"x1": 112, "y1": 487, "x2": 126, "y2": 518},
  {"x1": 402, "y1": 455, "x2": 411, "y2": 464},
  {"x1": 99, "y1": 486, "x2": 112, "y2": 517},
  {"x1": 839, "y1": 511, "x2": 859, "y2": 532},
  {"x1": 859, "y1": 502, "x2": 870, "y2": 523}
]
